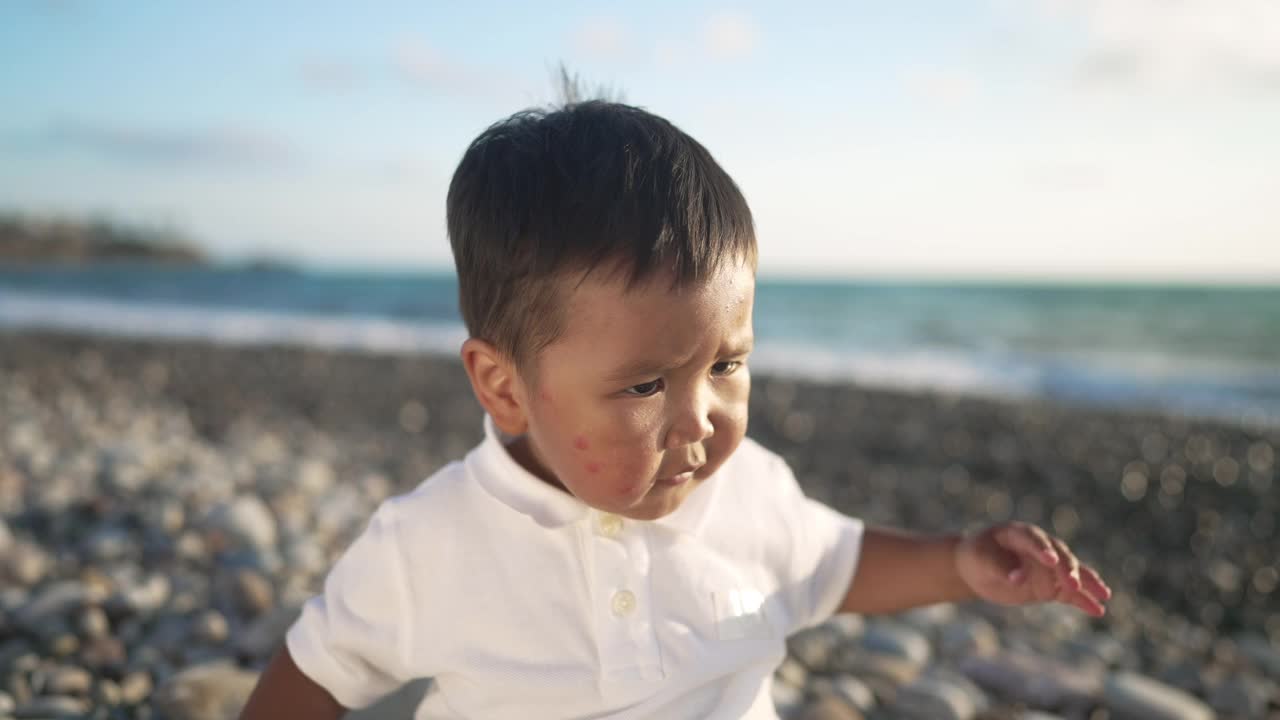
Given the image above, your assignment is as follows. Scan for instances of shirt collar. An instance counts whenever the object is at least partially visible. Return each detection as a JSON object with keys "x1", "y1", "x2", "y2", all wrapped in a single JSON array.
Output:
[{"x1": 469, "y1": 415, "x2": 720, "y2": 535}]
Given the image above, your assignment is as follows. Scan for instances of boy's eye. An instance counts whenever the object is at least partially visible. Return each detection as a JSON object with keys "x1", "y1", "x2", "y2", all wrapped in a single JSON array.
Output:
[
  {"x1": 711, "y1": 361, "x2": 742, "y2": 376},
  {"x1": 624, "y1": 379, "x2": 663, "y2": 397}
]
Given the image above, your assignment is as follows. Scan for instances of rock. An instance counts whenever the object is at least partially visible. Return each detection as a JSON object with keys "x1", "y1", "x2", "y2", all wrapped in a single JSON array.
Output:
[
  {"x1": 789, "y1": 626, "x2": 839, "y2": 672},
  {"x1": 12, "y1": 695, "x2": 90, "y2": 718},
  {"x1": 775, "y1": 656, "x2": 808, "y2": 689},
  {"x1": 119, "y1": 671, "x2": 153, "y2": 705},
  {"x1": 193, "y1": 610, "x2": 229, "y2": 645},
  {"x1": 235, "y1": 606, "x2": 299, "y2": 660},
  {"x1": 858, "y1": 620, "x2": 931, "y2": 666},
  {"x1": 96, "y1": 678, "x2": 121, "y2": 706},
  {"x1": 232, "y1": 568, "x2": 274, "y2": 617},
  {"x1": 45, "y1": 666, "x2": 93, "y2": 695},
  {"x1": 207, "y1": 495, "x2": 277, "y2": 553},
  {"x1": 82, "y1": 525, "x2": 132, "y2": 561},
  {"x1": 1206, "y1": 673, "x2": 1273, "y2": 718},
  {"x1": 807, "y1": 675, "x2": 875, "y2": 714},
  {"x1": 892, "y1": 676, "x2": 978, "y2": 720},
  {"x1": 833, "y1": 650, "x2": 922, "y2": 688},
  {"x1": 899, "y1": 603, "x2": 958, "y2": 636},
  {"x1": 16, "y1": 581, "x2": 105, "y2": 626},
  {"x1": 825, "y1": 614, "x2": 864, "y2": 641},
  {"x1": 772, "y1": 678, "x2": 805, "y2": 717},
  {"x1": 78, "y1": 636, "x2": 126, "y2": 672},
  {"x1": 794, "y1": 695, "x2": 863, "y2": 720},
  {"x1": 960, "y1": 650, "x2": 1101, "y2": 713},
  {"x1": 1104, "y1": 672, "x2": 1213, "y2": 720},
  {"x1": 0, "y1": 518, "x2": 11, "y2": 555},
  {"x1": 0, "y1": 689, "x2": 12, "y2": 714},
  {"x1": 5, "y1": 541, "x2": 48, "y2": 587},
  {"x1": 1237, "y1": 633, "x2": 1280, "y2": 679},
  {"x1": 77, "y1": 606, "x2": 109, "y2": 639},
  {"x1": 939, "y1": 617, "x2": 1000, "y2": 660},
  {"x1": 122, "y1": 574, "x2": 171, "y2": 616}
]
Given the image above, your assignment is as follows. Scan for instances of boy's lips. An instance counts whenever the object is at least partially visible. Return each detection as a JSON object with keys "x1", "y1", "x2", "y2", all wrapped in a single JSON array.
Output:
[{"x1": 655, "y1": 464, "x2": 702, "y2": 486}]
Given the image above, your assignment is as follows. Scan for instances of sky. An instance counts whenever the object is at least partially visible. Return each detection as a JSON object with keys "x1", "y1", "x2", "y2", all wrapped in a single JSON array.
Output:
[{"x1": 2, "y1": 0, "x2": 1278, "y2": 281}]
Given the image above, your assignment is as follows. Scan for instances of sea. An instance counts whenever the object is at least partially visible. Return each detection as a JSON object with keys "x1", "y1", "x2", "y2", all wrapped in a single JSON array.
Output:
[{"x1": 1, "y1": 264, "x2": 1278, "y2": 427}]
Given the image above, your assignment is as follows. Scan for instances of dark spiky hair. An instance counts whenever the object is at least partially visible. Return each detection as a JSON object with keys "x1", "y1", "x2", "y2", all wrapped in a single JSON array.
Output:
[{"x1": 446, "y1": 99, "x2": 756, "y2": 368}]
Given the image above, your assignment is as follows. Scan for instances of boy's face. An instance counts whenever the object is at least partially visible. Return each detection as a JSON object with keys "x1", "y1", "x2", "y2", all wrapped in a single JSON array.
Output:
[{"x1": 508, "y1": 259, "x2": 754, "y2": 521}]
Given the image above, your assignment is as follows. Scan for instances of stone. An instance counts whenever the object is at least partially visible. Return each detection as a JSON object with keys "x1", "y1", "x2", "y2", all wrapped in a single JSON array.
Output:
[
  {"x1": 938, "y1": 617, "x2": 1000, "y2": 660},
  {"x1": 77, "y1": 606, "x2": 109, "y2": 639},
  {"x1": 235, "y1": 606, "x2": 299, "y2": 660},
  {"x1": 5, "y1": 542, "x2": 48, "y2": 587},
  {"x1": 1206, "y1": 673, "x2": 1273, "y2": 718},
  {"x1": 12, "y1": 695, "x2": 90, "y2": 718},
  {"x1": 122, "y1": 574, "x2": 171, "y2": 616},
  {"x1": 789, "y1": 626, "x2": 839, "y2": 672},
  {"x1": 960, "y1": 650, "x2": 1101, "y2": 712},
  {"x1": 83, "y1": 525, "x2": 132, "y2": 561},
  {"x1": 0, "y1": 690, "x2": 12, "y2": 714},
  {"x1": 16, "y1": 581, "x2": 105, "y2": 626},
  {"x1": 775, "y1": 656, "x2": 808, "y2": 688},
  {"x1": 807, "y1": 675, "x2": 875, "y2": 714},
  {"x1": 899, "y1": 603, "x2": 958, "y2": 635},
  {"x1": 149, "y1": 661, "x2": 257, "y2": 717},
  {"x1": 193, "y1": 610, "x2": 229, "y2": 645},
  {"x1": 1104, "y1": 672, "x2": 1213, "y2": 720},
  {"x1": 794, "y1": 695, "x2": 863, "y2": 720},
  {"x1": 207, "y1": 495, "x2": 277, "y2": 553},
  {"x1": 119, "y1": 671, "x2": 153, "y2": 705},
  {"x1": 833, "y1": 650, "x2": 922, "y2": 688},
  {"x1": 233, "y1": 568, "x2": 274, "y2": 617},
  {"x1": 892, "y1": 676, "x2": 978, "y2": 720},
  {"x1": 1237, "y1": 633, "x2": 1280, "y2": 679},
  {"x1": 45, "y1": 666, "x2": 93, "y2": 695},
  {"x1": 858, "y1": 620, "x2": 931, "y2": 666},
  {"x1": 0, "y1": 518, "x2": 11, "y2": 555},
  {"x1": 772, "y1": 678, "x2": 804, "y2": 717},
  {"x1": 96, "y1": 678, "x2": 121, "y2": 706}
]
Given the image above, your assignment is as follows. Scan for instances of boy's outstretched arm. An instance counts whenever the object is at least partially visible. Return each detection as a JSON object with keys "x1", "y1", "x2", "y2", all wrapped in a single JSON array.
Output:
[
  {"x1": 838, "y1": 521, "x2": 1111, "y2": 616},
  {"x1": 239, "y1": 645, "x2": 347, "y2": 720}
]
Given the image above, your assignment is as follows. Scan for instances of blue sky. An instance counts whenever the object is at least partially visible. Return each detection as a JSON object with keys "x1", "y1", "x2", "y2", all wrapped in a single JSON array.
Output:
[{"x1": 2, "y1": 1, "x2": 1278, "y2": 281}]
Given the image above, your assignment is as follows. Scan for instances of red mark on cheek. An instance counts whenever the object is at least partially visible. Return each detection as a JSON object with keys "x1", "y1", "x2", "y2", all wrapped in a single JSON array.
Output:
[
  {"x1": 585, "y1": 462, "x2": 601, "y2": 474},
  {"x1": 573, "y1": 436, "x2": 589, "y2": 451},
  {"x1": 540, "y1": 391, "x2": 553, "y2": 403}
]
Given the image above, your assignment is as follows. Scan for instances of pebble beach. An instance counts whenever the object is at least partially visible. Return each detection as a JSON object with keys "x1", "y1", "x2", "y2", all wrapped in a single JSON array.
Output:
[{"x1": 1, "y1": 330, "x2": 1277, "y2": 719}]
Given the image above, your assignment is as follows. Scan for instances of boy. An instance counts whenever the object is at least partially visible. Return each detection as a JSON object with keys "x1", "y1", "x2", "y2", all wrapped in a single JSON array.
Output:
[{"x1": 240, "y1": 100, "x2": 1110, "y2": 719}]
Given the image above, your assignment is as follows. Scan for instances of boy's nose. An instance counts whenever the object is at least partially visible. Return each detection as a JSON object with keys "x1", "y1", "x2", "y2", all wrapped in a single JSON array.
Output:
[{"x1": 664, "y1": 391, "x2": 715, "y2": 449}]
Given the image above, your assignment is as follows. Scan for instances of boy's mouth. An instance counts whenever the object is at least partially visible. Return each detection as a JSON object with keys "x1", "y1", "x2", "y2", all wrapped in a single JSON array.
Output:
[{"x1": 655, "y1": 464, "x2": 702, "y2": 486}]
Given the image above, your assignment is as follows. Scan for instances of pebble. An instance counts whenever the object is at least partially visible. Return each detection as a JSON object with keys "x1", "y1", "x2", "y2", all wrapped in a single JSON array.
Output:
[
  {"x1": 794, "y1": 695, "x2": 862, "y2": 720},
  {"x1": 232, "y1": 568, "x2": 274, "y2": 617},
  {"x1": 1104, "y1": 672, "x2": 1213, "y2": 720},
  {"x1": 12, "y1": 695, "x2": 90, "y2": 718},
  {"x1": 45, "y1": 666, "x2": 92, "y2": 695},
  {"x1": 0, "y1": 690, "x2": 12, "y2": 714},
  {"x1": 938, "y1": 617, "x2": 1000, "y2": 659},
  {"x1": 151, "y1": 662, "x2": 259, "y2": 720},
  {"x1": 858, "y1": 620, "x2": 931, "y2": 666},
  {"x1": 892, "y1": 676, "x2": 978, "y2": 720},
  {"x1": 192, "y1": 610, "x2": 229, "y2": 645},
  {"x1": 77, "y1": 606, "x2": 109, "y2": 639},
  {"x1": 207, "y1": 495, "x2": 278, "y2": 553},
  {"x1": 119, "y1": 671, "x2": 153, "y2": 705},
  {"x1": 960, "y1": 650, "x2": 1101, "y2": 712}
]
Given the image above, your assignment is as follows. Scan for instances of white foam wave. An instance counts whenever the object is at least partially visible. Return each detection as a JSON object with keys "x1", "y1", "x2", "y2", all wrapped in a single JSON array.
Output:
[{"x1": 0, "y1": 290, "x2": 467, "y2": 356}]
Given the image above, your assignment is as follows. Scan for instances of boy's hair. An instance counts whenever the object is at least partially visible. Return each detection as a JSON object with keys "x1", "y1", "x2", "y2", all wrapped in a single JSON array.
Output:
[{"x1": 447, "y1": 100, "x2": 757, "y2": 368}]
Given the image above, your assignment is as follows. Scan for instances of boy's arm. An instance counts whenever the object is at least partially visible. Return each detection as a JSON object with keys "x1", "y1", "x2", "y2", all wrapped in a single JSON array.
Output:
[
  {"x1": 838, "y1": 521, "x2": 1110, "y2": 617},
  {"x1": 239, "y1": 645, "x2": 347, "y2": 720},
  {"x1": 837, "y1": 526, "x2": 975, "y2": 615}
]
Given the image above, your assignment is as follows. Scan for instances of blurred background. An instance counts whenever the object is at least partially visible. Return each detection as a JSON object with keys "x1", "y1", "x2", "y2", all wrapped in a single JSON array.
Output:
[{"x1": 2, "y1": 2, "x2": 1279, "y2": 719}]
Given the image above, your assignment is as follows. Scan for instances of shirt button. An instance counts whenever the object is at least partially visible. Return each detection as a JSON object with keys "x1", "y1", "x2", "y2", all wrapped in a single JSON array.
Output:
[
  {"x1": 598, "y1": 513, "x2": 623, "y2": 538},
  {"x1": 611, "y1": 589, "x2": 636, "y2": 617}
]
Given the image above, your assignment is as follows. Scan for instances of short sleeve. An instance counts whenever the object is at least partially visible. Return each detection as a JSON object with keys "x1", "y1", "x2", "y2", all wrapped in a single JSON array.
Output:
[
  {"x1": 285, "y1": 504, "x2": 415, "y2": 709},
  {"x1": 769, "y1": 455, "x2": 864, "y2": 633}
]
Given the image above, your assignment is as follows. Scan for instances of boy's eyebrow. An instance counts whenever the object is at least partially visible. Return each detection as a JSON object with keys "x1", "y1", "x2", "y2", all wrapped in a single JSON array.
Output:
[{"x1": 604, "y1": 336, "x2": 754, "y2": 381}]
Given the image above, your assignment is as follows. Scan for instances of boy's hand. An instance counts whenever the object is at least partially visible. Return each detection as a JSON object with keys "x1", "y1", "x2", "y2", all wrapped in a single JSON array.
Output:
[{"x1": 954, "y1": 521, "x2": 1111, "y2": 617}]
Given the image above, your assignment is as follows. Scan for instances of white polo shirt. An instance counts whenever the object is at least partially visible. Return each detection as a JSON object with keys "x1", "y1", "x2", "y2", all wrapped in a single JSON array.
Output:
[{"x1": 286, "y1": 416, "x2": 864, "y2": 719}]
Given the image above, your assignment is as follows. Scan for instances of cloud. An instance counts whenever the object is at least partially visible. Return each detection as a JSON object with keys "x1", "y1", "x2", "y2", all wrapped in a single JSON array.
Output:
[
  {"x1": 394, "y1": 39, "x2": 519, "y2": 101},
  {"x1": 704, "y1": 12, "x2": 759, "y2": 61},
  {"x1": 299, "y1": 58, "x2": 366, "y2": 93},
  {"x1": 1058, "y1": 0, "x2": 1280, "y2": 93},
  {"x1": 30, "y1": 119, "x2": 299, "y2": 170},
  {"x1": 906, "y1": 67, "x2": 980, "y2": 106},
  {"x1": 572, "y1": 17, "x2": 635, "y2": 63}
]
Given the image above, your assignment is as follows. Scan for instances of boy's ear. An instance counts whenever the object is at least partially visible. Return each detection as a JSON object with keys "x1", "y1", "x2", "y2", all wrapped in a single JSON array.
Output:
[{"x1": 460, "y1": 338, "x2": 529, "y2": 436}]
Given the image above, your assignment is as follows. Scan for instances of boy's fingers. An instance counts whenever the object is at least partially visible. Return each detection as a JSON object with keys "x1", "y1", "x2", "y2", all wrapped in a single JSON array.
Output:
[
  {"x1": 997, "y1": 523, "x2": 1059, "y2": 565},
  {"x1": 1050, "y1": 537, "x2": 1082, "y2": 590},
  {"x1": 1080, "y1": 565, "x2": 1111, "y2": 601}
]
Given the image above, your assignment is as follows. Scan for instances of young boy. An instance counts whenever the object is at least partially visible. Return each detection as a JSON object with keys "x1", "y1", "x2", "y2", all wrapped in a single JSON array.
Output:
[{"x1": 240, "y1": 100, "x2": 1110, "y2": 719}]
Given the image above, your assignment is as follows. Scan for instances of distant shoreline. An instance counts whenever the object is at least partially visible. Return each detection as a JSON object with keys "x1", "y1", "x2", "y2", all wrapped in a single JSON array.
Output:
[{"x1": 0, "y1": 212, "x2": 206, "y2": 265}]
